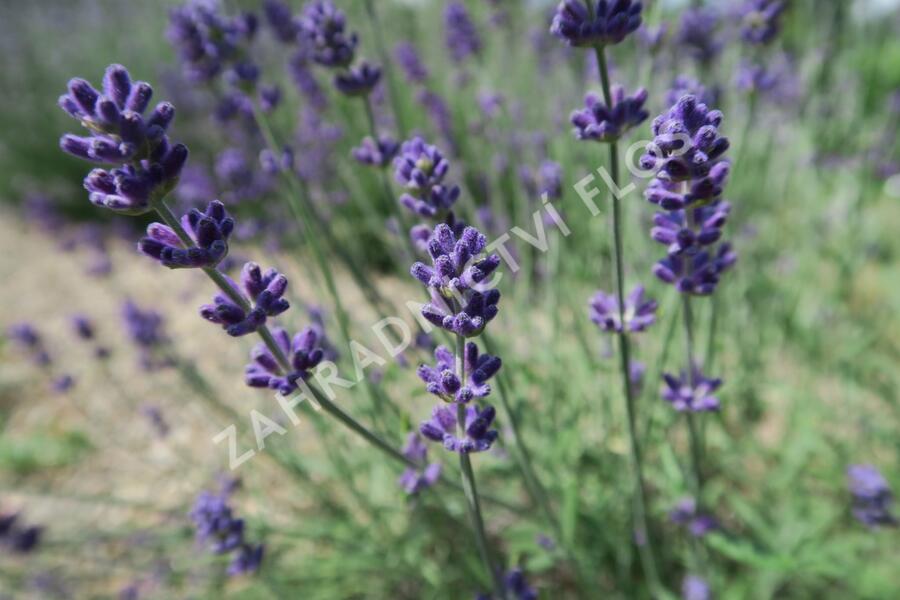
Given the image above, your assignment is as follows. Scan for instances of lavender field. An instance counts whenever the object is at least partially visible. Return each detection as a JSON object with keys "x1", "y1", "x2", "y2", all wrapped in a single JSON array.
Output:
[{"x1": 1, "y1": 0, "x2": 898, "y2": 598}]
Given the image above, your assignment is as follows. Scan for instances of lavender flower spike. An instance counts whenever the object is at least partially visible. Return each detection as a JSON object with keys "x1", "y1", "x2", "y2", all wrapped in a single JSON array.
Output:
[
  {"x1": 60, "y1": 64, "x2": 187, "y2": 214},
  {"x1": 410, "y1": 224, "x2": 501, "y2": 338},
  {"x1": 418, "y1": 343, "x2": 502, "y2": 404},
  {"x1": 299, "y1": 0, "x2": 358, "y2": 68},
  {"x1": 550, "y1": 0, "x2": 643, "y2": 47},
  {"x1": 661, "y1": 366, "x2": 722, "y2": 412},
  {"x1": 334, "y1": 61, "x2": 381, "y2": 97},
  {"x1": 589, "y1": 285, "x2": 658, "y2": 333},
  {"x1": 571, "y1": 86, "x2": 649, "y2": 143},
  {"x1": 190, "y1": 489, "x2": 264, "y2": 576},
  {"x1": 245, "y1": 327, "x2": 324, "y2": 395},
  {"x1": 394, "y1": 41, "x2": 429, "y2": 84},
  {"x1": 682, "y1": 575, "x2": 711, "y2": 600},
  {"x1": 444, "y1": 1, "x2": 482, "y2": 64},
  {"x1": 200, "y1": 263, "x2": 290, "y2": 336},
  {"x1": 397, "y1": 433, "x2": 442, "y2": 495},
  {"x1": 393, "y1": 137, "x2": 461, "y2": 217},
  {"x1": 138, "y1": 200, "x2": 234, "y2": 269},
  {"x1": 847, "y1": 465, "x2": 896, "y2": 528},
  {"x1": 352, "y1": 135, "x2": 400, "y2": 168},
  {"x1": 739, "y1": 0, "x2": 786, "y2": 46},
  {"x1": 420, "y1": 404, "x2": 499, "y2": 454}
]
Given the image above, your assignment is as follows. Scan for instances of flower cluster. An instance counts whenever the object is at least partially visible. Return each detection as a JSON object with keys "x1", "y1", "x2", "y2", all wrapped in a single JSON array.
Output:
[
  {"x1": 299, "y1": 0, "x2": 358, "y2": 68},
  {"x1": 245, "y1": 327, "x2": 325, "y2": 395},
  {"x1": 589, "y1": 286, "x2": 657, "y2": 333},
  {"x1": 0, "y1": 512, "x2": 43, "y2": 554},
  {"x1": 138, "y1": 200, "x2": 234, "y2": 269},
  {"x1": 550, "y1": 0, "x2": 643, "y2": 47},
  {"x1": 59, "y1": 65, "x2": 188, "y2": 214},
  {"x1": 417, "y1": 344, "x2": 502, "y2": 404},
  {"x1": 410, "y1": 224, "x2": 501, "y2": 337},
  {"x1": 476, "y1": 568, "x2": 538, "y2": 600},
  {"x1": 263, "y1": 0, "x2": 301, "y2": 44},
  {"x1": 676, "y1": 7, "x2": 722, "y2": 66},
  {"x1": 847, "y1": 465, "x2": 896, "y2": 528},
  {"x1": 190, "y1": 490, "x2": 264, "y2": 576},
  {"x1": 394, "y1": 41, "x2": 429, "y2": 84},
  {"x1": 641, "y1": 95, "x2": 735, "y2": 295},
  {"x1": 6, "y1": 323, "x2": 51, "y2": 367},
  {"x1": 200, "y1": 263, "x2": 290, "y2": 336},
  {"x1": 669, "y1": 497, "x2": 719, "y2": 537},
  {"x1": 352, "y1": 135, "x2": 400, "y2": 168},
  {"x1": 421, "y1": 404, "x2": 499, "y2": 454},
  {"x1": 397, "y1": 433, "x2": 443, "y2": 495},
  {"x1": 444, "y1": 1, "x2": 482, "y2": 64},
  {"x1": 122, "y1": 301, "x2": 172, "y2": 371},
  {"x1": 393, "y1": 137, "x2": 461, "y2": 218},
  {"x1": 167, "y1": 1, "x2": 259, "y2": 85},
  {"x1": 682, "y1": 575, "x2": 711, "y2": 600},
  {"x1": 661, "y1": 367, "x2": 722, "y2": 413},
  {"x1": 571, "y1": 86, "x2": 649, "y2": 142},
  {"x1": 71, "y1": 315, "x2": 111, "y2": 360},
  {"x1": 738, "y1": 0, "x2": 786, "y2": 46},
  {"x1": 334, "y1": 61, "x2": 382, "y2": 97}
]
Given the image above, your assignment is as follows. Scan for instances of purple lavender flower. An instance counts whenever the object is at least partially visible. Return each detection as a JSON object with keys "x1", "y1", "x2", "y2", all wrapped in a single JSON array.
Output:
[
  {"x1": 738, "y1": 0, "x2": 785, "y2": 46},
  {"x1": 638, "y1": 23, "x2": 668, "y2": 52},
  {"x1": 6, "y1": 323, "x2": 51, "y2": 366},
  {"x1": 398, "y1": 432, "x2": 443, "y2": 494},
  {"x1": 352, "y1": 135, "x2": 400, "y2": 168},
  {"x1": 418, "y1": 344, "x2": 502, "y2": 404},
  {"x1": 289, "y1": 54, "x2": 329, "y2": 112},
  {"x1": 334, "y1": 61, "x2": 381, "y2": 97},
  {"x1": 138, "y1": 200, "x2": 234, "y2": 269},
  {"x1": 259, "y1": 84, "x2": 281, "y2": 112},
  {"x1": 571, "y1": 86, "x2": 649, "y2": 142},
  {"x1": 70, "y1": 315, "x2": 95, "y2": 340},
  {"x1": 122, "y1": 301, "x2": 171, "y2": 371},
  {"x1": 200, "y1": 263, "x2": 290, "y2": 336},
  {"x1": 167, "y1": 1, "x2": 258, "y2": 84},
  {"x1": 670, "y1": 497, "x2": 718, "y2": 537},
  {"x1": 393, "y1": 137, "x2": 461, "y2": 218},
  {"x1": 410, "y1": 224, "x2": 501, "y2": 338},
  {"x1": 550, "y1": 0, "x2": 643, "y2": 47},
  {"x1": 299, "y1": 0, "x2": 358, "y2": 68},
  {"x1": 661, "y1": 367, "x2": 722, "y2": 412},
  {"x1": 847, "y1": 465, "x2": 896, "y2": 528},
  {"x1": 589, "y1": 285, "x2": 658, "y2": 333},
  {"x1": 682, "y1": 575, "x2": 711, "y2": 600},
  {"x1": 665, "y1": 75, "x2": 718, "y2": 108},
  {"x1": 476, "y1": 568, "x2": 538, "y2": 600},
  {"x1": 191, "y1": 491, "x2": 245, "y2": 554},
  {"x1": 59, "y1": 65, "x2": 188, "y2": 214},
  {"x1": 444, "y1": 1, "x2": 482, "y2": 64},
  {"x1": 420, "y1": 404, "x2": 499, "y2": 454},
  {"x1": 642, "y1": 95, "x2": 735, "y2": 295},
  {"x1": 228, "y1": 543, "x2": 265, "y2": 576},
  {"x1": 263, "y1": 0, "x2": 300, "y2": 44},
  {"x1": 190, "y1": 489, "x2": 264, "y2": 576},
  {"x1": 141, "y1": 404, "x2": 171, "y2": 438},
  {"x1": 677, "y1": 8, "x2": 722, "y2": 65},
  {"x1": 245, "y1": 327, "x2": 324, "y2": 395},
  {"x1": 650, "y1": 202, "x2": 731, "y2": 256},
  {"x1": 52, "y1": 374, "x2": 76, "y2": 394},
  {"x1": 537, "y1": 160, "x2": 563, "y2": 199},
  {"x1": 394, "y1": 41, "x2": 429, "y2": 84}
]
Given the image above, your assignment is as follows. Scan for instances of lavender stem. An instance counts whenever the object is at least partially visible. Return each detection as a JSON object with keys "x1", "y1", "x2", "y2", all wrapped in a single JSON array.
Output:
[
  {"x1": 455, "y1": 332, "x2": 506, "y2": 599},
  {"x1": 594, "y1": 44, "x2": 661, "y2": 590}
]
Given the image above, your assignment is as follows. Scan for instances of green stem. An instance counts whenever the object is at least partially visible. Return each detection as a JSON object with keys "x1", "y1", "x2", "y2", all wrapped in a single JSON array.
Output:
[
  {"x1": 594, "y1": 45, "x2": 662, "y2": 591},
  {"x1": 681, "y1": 294, "x2": 705, "y2": 498},
  {"x1": 455, "y1": 333, "x2": 506, "y2": 599}
]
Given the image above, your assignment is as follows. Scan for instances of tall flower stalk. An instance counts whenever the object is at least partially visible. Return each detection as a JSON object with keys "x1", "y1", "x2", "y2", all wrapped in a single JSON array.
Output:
[
  {"x1": 412, "y1": 223, "x2": 506, "y2": 597},
  {"x1": 57, "y1": 64, "x2": 517, "y2": 520},
  {"x1": 551, "y1": 0, "x2": 661, "y2": 588}
]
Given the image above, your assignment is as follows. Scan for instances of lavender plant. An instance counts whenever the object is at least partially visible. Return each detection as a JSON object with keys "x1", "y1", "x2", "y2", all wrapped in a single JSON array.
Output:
[{"x1": 551, "y1": 0, "x2": 661, "y2": 588}]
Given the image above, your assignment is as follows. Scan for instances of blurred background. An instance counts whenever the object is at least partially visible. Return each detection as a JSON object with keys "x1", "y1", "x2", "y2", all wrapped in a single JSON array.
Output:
[{"x1": 1, "y1": 0, "x2": 899, "y2": 598}]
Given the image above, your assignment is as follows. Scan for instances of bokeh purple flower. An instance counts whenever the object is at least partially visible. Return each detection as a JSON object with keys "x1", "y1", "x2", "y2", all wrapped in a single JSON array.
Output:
[
  {"x1": 398, "y1": 432, "x2": 442, "y2": 495},
  {"x1": 847, "y1": 464, "x2": 896, "y2": 528},
  {"x1": 589, "y1": 286, "x2": 658, "y2": 333}
]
